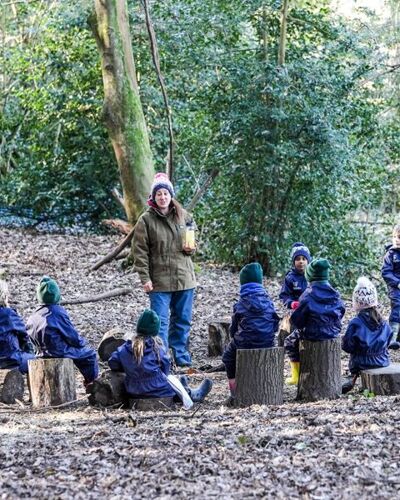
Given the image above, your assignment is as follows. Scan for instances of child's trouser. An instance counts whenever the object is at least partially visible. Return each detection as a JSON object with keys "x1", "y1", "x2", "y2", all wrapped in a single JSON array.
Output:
[
  {"x1": 222, "y1": 340, "x2": 237, "y2": 379},
  {"x1": 284, "y1": 330, "x2": 300, "y2": 362},
  {"x1": 389, "y1": 288, "x2": 400, "y2": 323},
  {"x1": 73, "y1": 351, "x2": 99, "y2": 383}
]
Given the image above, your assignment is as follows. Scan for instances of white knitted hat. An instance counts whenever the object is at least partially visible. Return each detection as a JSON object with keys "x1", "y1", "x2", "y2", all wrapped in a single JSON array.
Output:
[
  {"x1": 0, "y1": 279, "x2": 9, "y2": 307},
  {"x1": 150, "y1": 172, "x2": 175, "y2": 201},
  {"x1": 352, "y1": 277, "x2": 378, "y2": 312}
]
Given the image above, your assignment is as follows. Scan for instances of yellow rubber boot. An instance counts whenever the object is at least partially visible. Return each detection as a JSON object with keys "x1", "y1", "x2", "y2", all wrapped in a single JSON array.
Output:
[{"x1": 285, "y1": 361, "x2": 300, "y2": 385}]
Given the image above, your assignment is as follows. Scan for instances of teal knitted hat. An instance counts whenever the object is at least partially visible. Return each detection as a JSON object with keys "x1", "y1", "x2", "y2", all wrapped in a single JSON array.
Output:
[
  {"x1": 37, "y1": 276, "x2": 61, "y2": 304},
  {"x1": 239, "y1": 262, "x2": 263, "y2": 285},
  {"x1": 136, "y1": 309, "x2": 161, "y2": 337},
  {"x1": 305, "y1": 258, "x2": 330, "y2": 283}
]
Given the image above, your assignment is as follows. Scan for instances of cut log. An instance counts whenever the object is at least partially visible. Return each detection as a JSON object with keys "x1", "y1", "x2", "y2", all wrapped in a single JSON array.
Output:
[
  {"x1": 28, "y1": 358, "x2": 76, "y2": 408},
  {"x1": 277, "y1": 315, "x2": 291, "y2": 347},
  {"x1": 0, "y1": 369, "x2": 24, "y2": 404},
  {"x1": 297, "y1": 337, "x2": 341, "y2": 402},
  {"x1": 361, "y1": 363, "x2": 400, "y2": 395},
  {"x1": 234, "y1": 347, "x2": 284, "y2": 407},
  {"x1": 208, "y1": 319, "x2": 230, "y2": 356},
  {"x1": 129, "y1": 397, "x2": 175, "y2": 411},
  {"x1": 87, "y1": 370, "x2": 128, "y2": 407},
  {"x1": 98, "y1": 327, "x2": 128, "y2": 361}
]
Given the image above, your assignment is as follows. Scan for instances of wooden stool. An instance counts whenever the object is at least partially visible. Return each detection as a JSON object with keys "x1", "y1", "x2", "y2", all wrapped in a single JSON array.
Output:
[
  {"x1": 297, "y1": 337, "x2": 341, "y2": 402},
  {"x1": 361, "y1": 364, "x2": 400, "y2": 395},
  {"x1": 0, "y1": 368, "x2": 24, "y2": 404},
  {"x1": 234, "y1": 347, "x2": 284, "y2": 407},
  {"x1": 98, "y1": 328, "x2": 127, "y2": 361},
  {"x1": 87, "y1": 370, "x2": 128, "y2": 407},
  {"x1": 129, "y1": 397, "x2": 175, "y2": 411},
  {"x1": 28, "y1": 358, "x2": 76, "y2": 408},
  {"x1": 208, "y1": 318, "x2": 230, "y2": 356}
]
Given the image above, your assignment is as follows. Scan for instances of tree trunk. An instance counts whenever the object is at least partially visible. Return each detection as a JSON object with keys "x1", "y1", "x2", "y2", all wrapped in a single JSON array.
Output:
[
  {"x1": 297, "y1": 338, "x2": 341, "y2": 402},
  {"x1": 98, "y1": 327, "x2": 127, "y2": 362},
  {"x1": 278, "y1": 0, "x2": 290, "y2": 66},
  {"x1": 0, "y1": 369, "x2": 24, "y2": 404},
  {"x1": 91, "y1": 0, "x2": 154, "y2": 224},
  {"x1": 361, "y1": 364, "x2": 400, "y2": 395},
  {"x1": 129, "y1": 397, "x2": 175, "y2": 411},
  {"x1": 235, "y1": 347, "x2": 284, "y2": 407},
  {"x1": 208, "y1": 319, "x2": 230, "y2": 356},
  {"x1": 28, "y1": 358, "x2": 76, "y2": 408},
  {"x1": 87, "y1": 370, "x2": 128, "y2": 407}
]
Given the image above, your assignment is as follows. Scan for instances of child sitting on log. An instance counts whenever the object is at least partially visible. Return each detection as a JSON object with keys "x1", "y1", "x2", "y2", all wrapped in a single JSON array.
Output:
[
  {"x1": 342, "y1": 277, "x2": 395, "y2": 394},
  {"x1": 108, "y1": 309, "x2": 212, "y2": 405},
  {"x1": 27, "y1": 276, "x2": 99, "y2": 386},
  {"x1": 222, "y1": 262, "x2": 280, "y2": 403},
  {"x1": 381, "y1": 224, "x2": 400, "y2": 348},
  {"x1": 285, "y1": 258, "x2": 345, "y2": 385},
  {"x1": 279, "y1": 242, "x2": 311, "y2": 311},
  {"x1": 0, "y1": 276, "x2": 35, "y2": 374}
]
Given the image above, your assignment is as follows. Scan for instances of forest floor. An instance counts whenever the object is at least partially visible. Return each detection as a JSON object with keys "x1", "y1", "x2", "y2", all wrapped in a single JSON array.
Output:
[{"x1": 1, "y1": 228, "x2": 400, "y2": 499}]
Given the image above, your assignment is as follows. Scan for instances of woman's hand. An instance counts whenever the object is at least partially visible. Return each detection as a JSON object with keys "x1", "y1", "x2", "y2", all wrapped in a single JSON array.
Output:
[
  {"x1": 183, "y1": 244, "x2": 196, "y2": 254},
  {"x1": 143, "y1": 281, "x2": 153, "y2": 292}
]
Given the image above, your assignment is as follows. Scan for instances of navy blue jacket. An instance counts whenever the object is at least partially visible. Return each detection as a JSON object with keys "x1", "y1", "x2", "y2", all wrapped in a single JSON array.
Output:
[
  {"x1": 108, "y1": 338, "x2": 175, "y2": 398},
  {"x1": 230, "y1": 282, "x2": 280, "y2": 348},
  {"x1": 279, "y1": 269, "x2": 308, "y2": 309},
  {"x1": 291, "y1": 282, "x2": 345, "y2": 340},
  {"x1": 342, "y1": 310, "x2": 392, "y2": 374},
  {"x1": 27, "y1": 305, "x2": 94, "y2": 360},
  {"x1": 381, "y1": 245, "x2": 400, "y2": 290},
  {"x1": 0, "y1": 307, "x2": 35, "y2": 369}
]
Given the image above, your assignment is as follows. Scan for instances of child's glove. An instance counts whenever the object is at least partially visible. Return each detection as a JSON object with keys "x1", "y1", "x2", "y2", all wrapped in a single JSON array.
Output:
[{"x1": 291, "y1": 301, "x2": 300, "y2": 310}]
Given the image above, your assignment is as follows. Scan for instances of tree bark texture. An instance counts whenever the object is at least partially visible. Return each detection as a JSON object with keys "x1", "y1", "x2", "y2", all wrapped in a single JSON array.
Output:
[
  {"x1": 235, "y1": 347, "x2": 284, "y2": 407},
  {"x1": 92, "y1": 0, "x2": 154, "y2": 224},
  {"x1": 0, "y1": 369, "x2": 24, "y2": 404},
  {"x1": 361, "y1": 364, "x2": 400, "y2": 395},
  {"x1": 87, "y1": 369, "x2": 128, "y2": 407},
  {"x1": 28, "y1": 358, "x2": 76, "y2": 408},
  {"x1": 98, "y1": 327, "x2": 127, "y2": 362},
  {"x1": 297, "y1": 338, "x2": 341, "y2": 402},
  {"x1": 129, "y1": 397, "x2": 175, "y2": 411},
  {"x1": 208, "y1": 319, "x2": 231, "y2": 357},
  {"x1": 278, "y1": 0, "x2": 289, "y2": 66},
  {"x1": 277, "y1": 315, "x2": 291, "y2": 347}
]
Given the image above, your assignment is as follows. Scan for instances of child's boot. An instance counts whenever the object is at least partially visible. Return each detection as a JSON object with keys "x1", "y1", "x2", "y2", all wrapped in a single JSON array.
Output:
[
  {"x1": 189, "y1": 378, "x2": 213, "y2": 402},
  {"x1": 285, "y1": 361, "x2": 300, "y2": 385},
  {"x1": 342, "y1": 374, "x2": 358, "y2": 394},
  {"x1": 225, "y1": 379, "x2": 236, "y2": 407},
  {"x1": 389, "y1": 323, "x2": 400, "y2": 350}
]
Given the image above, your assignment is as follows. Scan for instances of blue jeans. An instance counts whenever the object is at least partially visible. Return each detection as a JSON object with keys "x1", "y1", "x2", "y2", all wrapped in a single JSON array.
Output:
[{"x1": 150, "y1": 289, "x2": 194, "y2": 366}]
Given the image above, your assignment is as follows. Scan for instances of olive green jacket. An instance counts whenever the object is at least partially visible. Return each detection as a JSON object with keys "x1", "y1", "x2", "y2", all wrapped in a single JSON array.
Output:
[{"x1": 132, "y1": 206, "x2": 196, "y2": 292}]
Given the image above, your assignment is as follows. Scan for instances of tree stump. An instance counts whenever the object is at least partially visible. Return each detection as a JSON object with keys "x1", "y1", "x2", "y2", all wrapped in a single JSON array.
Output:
[
  {"x1": 129, "y1": 397, "x2": 175, "y2": 411},
  {"x1": 28, "y1": 358, "x2": 76, "y2": 408},
  {"x1": 297, "y1": 337, "x2": 341, "y2": 402},
  {"x1": 98, "y1": 327, "x2": 127, "y2": 362},
  {"x1": 234, "y1": 347, "x2": 284, "y2": 407},
  {"x1": 277, "y1": 315, "x2": 291, "y2": 347},
  {"x1": 361, "y1": 364, "x2": 400, "y2": 395},
  {"x1": 87, "y1": 370, "x2": 128, "y2": 407},
  {"x1": 0, "y1": 369, "x2": 24, "y2": 404},
  {"x1": 208, "y1": 319, "x2": 230, "y2": 356}
]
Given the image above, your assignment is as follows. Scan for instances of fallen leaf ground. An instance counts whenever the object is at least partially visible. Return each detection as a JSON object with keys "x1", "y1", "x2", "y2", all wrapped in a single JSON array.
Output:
[{"x1": 0, "y1": 228, "x2": 399, "y2": 499}]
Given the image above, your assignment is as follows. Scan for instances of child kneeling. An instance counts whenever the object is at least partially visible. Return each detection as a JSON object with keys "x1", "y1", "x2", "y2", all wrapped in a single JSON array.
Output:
[
  {"x1": 108, "y1": 309, "x2": 212, "y2": 406},
  {"x1": 0, "y1": 278, "x2": 35, "y2": 374},
  {"x1": 222, "y1": 262, "x2": 280, "y2": 402},
  {"x1": 285, "y1": 258, "x2": 345, "y2": 385},
  {"x1": 342, "y1": 277, "x2": 394, "y2": 394},
  {"x1": 27, "y1": 277, "x2": 99, "y2": 386}
]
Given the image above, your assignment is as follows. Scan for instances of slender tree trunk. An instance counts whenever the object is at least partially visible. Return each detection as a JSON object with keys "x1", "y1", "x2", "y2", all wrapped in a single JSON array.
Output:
[
  {"x1": 91, "y1": 0, "x2": 154, "y2": 223},
  {"x1": 278, "y1": 0, "x2": 289, "y2": 66}
]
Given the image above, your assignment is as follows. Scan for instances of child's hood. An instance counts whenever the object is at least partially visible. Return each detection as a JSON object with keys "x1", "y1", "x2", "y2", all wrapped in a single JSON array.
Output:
[
  {"x1": 239, "y1": 283, "x2": 273, "y2": 312},
  {"x1": 309, "y1": 282, "x2": 341, "y2": 305}
]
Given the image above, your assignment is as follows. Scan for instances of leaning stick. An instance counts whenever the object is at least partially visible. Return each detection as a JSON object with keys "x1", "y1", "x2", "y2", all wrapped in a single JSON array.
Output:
[
  {"x1": 60, "y1": 287, "x2": 132, "y2": 306},
  {"x1": 90, "y1": 227, "x2": 135, "y2": 271}
]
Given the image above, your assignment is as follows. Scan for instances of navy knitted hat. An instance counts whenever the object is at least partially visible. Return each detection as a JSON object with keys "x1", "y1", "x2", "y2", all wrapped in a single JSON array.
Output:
[
  {"x1": 239, "y1": 262, "x2": 263, "y2": 285},
  {"x1": 291, "y1": 242, "x2": 311, "y2": 265},
  {"x1": 305, "y1": 259, "x2": 330, "y2": 283},
  {"x1": 137, "y1": 309, "x2": 161, "y2": 337}
]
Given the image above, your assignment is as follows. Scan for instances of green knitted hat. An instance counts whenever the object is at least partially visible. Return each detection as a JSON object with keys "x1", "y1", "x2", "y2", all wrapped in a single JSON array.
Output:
[
  {"x1": 136, "y1": 309, "x2": 161, "y2": 337},
  {"x1": 305, "y1": 258, "x2": 330, "y2": 283},
  {"x1": 37, "y1": 276, "x2": 61, "y2": 304},
  {"x1": 239, "y1": 262, "x2": 263, "y2": 285}
]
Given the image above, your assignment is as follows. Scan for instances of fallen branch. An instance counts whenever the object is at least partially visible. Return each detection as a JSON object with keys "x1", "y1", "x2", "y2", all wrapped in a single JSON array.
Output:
[
  {"x1": 91, "y1": 227, "x2": 135, "y2": 271},
  {"x1": 101, "y1": 218, "x2": 133, "y2": 235},
  {"x1": 60, "y1": 287, "x2": 132, "y2": 306}
]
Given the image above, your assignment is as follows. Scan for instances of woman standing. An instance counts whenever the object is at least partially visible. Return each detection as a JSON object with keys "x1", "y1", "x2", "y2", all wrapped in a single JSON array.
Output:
[{"x1": 132, "y1": 173, "x2": 196, "y2": 367}]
